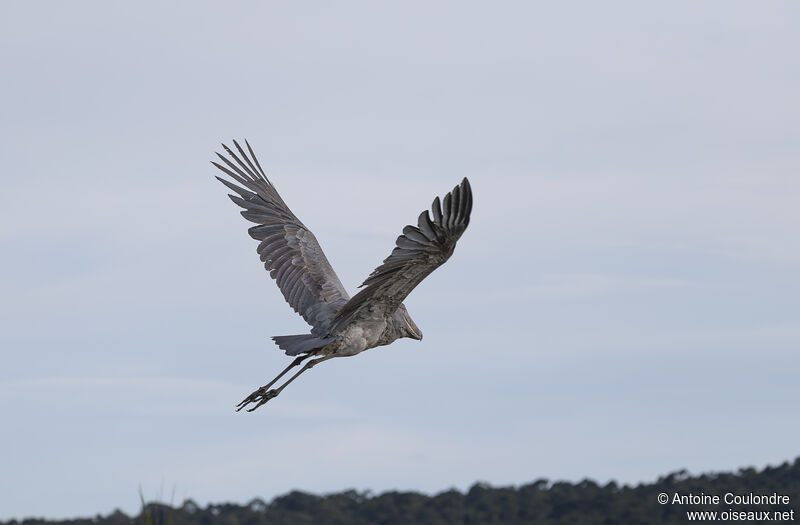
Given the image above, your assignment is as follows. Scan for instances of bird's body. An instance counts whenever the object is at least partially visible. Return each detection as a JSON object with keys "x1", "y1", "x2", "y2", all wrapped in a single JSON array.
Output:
[
  {"x1": 336, "y1": 318, "x2": 387, "y2": 356},
  {"x1": 212, "y1": 140, "x2": 472, "y2": 411}
]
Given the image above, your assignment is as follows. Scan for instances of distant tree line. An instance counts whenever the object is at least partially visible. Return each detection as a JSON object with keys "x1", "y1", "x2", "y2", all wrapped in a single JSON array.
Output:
[{"x1": 6, "y1": 458, "x2": 799, "y2": 525}]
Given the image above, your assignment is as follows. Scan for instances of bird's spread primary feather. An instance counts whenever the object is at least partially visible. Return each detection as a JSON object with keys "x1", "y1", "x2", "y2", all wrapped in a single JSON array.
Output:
[{"x1": 212, "y1": 140, "x2": 473, "y2": 410}]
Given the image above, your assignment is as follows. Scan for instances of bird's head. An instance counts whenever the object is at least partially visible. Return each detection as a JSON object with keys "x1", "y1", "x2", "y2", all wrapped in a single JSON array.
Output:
[{"x1": 395, "y1": 304, "x2": 423, "y2": 341}]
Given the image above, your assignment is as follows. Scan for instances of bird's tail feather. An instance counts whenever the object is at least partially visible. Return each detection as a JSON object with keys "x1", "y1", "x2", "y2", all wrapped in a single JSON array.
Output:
[{"x1": 272, "y1": 334, "x2": 335, "y2": 356}]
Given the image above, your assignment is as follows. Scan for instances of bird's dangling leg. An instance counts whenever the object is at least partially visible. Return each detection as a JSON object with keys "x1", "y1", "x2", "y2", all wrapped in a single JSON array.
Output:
[
  {"x1": 236, "y1": 353, "x2": 313, "y2": 412},
  {"x1": 237, "y1": 354, "x2": 338, "y2": 412}
]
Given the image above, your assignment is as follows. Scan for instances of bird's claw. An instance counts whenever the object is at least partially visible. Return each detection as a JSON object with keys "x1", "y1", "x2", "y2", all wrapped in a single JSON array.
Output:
[{"x1": 236, "y1": 387, "x2": 278, "y2": 412}]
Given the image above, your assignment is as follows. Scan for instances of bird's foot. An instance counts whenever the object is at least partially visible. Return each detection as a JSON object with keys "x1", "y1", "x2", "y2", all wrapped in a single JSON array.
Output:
[{"x1": 236, "y1": 387, "x2": 279, "y2": 412}]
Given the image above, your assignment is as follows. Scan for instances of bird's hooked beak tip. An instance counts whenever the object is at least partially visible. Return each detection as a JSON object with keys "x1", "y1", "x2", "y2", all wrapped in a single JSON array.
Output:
[{"x1": 401, "y1": 307, "x2": 422, "y2": 340}]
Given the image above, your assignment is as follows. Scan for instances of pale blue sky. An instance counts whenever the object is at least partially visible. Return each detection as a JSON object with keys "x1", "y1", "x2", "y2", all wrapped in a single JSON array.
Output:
[{"x1": 1, "y1": 1, "x2": 799, "y2": 519}]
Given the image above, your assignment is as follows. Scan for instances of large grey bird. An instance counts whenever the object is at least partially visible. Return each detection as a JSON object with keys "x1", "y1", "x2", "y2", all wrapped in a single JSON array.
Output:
[{"x1": 212, "y1": 140, "x2": 472, "y2": 411}]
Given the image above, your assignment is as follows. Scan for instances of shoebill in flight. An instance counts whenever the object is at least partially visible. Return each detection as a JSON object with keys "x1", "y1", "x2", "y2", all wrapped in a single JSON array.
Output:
[{"x1": 212, "y1": 141, "x2": 473, "y2": 412}]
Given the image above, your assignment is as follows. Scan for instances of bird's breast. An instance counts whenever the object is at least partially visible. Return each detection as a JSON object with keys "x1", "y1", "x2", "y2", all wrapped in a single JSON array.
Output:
[{"x1": 336, "y1": 319, "x2": 387, "y2": 356}]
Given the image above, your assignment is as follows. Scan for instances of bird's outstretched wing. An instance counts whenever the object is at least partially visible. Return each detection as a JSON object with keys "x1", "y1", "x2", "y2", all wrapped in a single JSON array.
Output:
[
  {"x1": 330, "y1": 178, "x2": 472, "y2": 332},
  {"x1": 212, "y1": 140, "x2": 349, "y2": 334}
]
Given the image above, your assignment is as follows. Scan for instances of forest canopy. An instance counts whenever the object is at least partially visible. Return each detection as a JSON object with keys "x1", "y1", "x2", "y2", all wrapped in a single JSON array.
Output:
[{"x1": 6, "y1": 458, "x2": 799, "y2": 525}]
